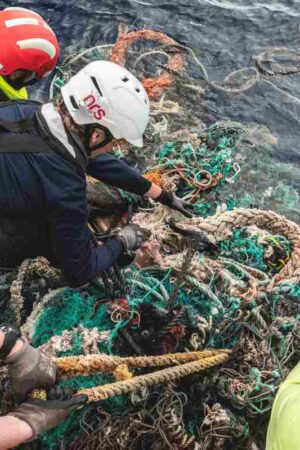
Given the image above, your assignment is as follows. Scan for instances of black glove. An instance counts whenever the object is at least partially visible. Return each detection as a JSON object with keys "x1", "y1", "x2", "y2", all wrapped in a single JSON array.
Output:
[
  {"x1": 116, "y1": 224, "x2": 150, "y2": 252},
  {"x1": 9, "y1": 387, "x2": 87, "y2": 439},
  {"x1": 5, "y1": 339, "x2": 57, "y2": 399},
  {"x1": 155, "y1": 190, "x2": 194, "y2": 218}
]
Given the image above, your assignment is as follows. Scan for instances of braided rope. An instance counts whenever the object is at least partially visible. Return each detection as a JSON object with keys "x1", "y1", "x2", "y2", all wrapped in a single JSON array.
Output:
[
  {"x1": 110, "y1": 29, "x2": 185, "y2": 99},
  {"x1": 10, "y1": 258, "x2": 32, "y2": 326},
  {"x1": 184, "y1": 275, "x2": 224, "y2": 310},
  {"x1": 30, "y1": 350, "x2": 229, "y2": 402},
  {"x1": 79, "y1": 352, "x2": 229, "y2": 401},
  {"x1": 254, "y1": 48, "x2": 300, "y2": 76},
  {"x1": 55, "y1": 349, "x2": 229, "y2": 377},
  {"x1": 27, "y1": 257, "x2": 62, "y2": 284},
  {"x1": 180, "y1": 208, "x2": 300, "y2": 291},
  {"x1": 21, "y1": 287, "x2": 68, "y2": 339}
]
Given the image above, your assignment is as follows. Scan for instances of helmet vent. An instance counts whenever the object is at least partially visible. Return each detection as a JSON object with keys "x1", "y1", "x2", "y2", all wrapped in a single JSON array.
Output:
[
  {"x1": 70, "y1": 95, "x2": 79, "y2": 110},
  {"x1": 136, "y1": 88, "x2": 140, "y2": 93},
  {"x1": 122, "y1": 77, "x2": 129, "y2": 82},
  {"x1": 91, "y1": 76, "x2": 103, "y2": 96}
]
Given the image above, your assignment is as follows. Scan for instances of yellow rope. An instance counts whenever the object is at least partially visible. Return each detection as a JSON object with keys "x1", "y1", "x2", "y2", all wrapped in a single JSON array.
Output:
[
  {"x1": 55, "y1": 349, "x2": 230, "y2": 377},
  {"x1": 30, "y1": 350, "x2": 230, "y2": 402},
  {"x1": 80, "y1": 352, "x2": 229, "y2": 402}
]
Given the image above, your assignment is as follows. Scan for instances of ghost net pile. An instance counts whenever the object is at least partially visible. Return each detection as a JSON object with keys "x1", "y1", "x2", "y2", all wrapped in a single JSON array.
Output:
[{"x1": 1, "y1": 28, "x2": 300, "y2": 450}]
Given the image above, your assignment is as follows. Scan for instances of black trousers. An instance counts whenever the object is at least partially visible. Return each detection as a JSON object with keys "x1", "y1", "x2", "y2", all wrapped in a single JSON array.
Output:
[{"x1": 0, "y1": 215, "x2": 54, "y2": 268}]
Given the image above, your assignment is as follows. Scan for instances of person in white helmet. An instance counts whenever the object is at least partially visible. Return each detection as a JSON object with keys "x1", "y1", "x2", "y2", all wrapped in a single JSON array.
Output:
[{"x1": 0, "y1": 60, "x2": 192, "y2": 287}]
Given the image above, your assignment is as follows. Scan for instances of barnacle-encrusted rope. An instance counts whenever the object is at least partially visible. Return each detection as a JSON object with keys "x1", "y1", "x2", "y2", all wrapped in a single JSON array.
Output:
[
  {"x1": 30, "y1": 350, "x2": 230, "y2": 402},
  {"x1": 10, "y1": 258, "x2": 32, "y2": 326}
]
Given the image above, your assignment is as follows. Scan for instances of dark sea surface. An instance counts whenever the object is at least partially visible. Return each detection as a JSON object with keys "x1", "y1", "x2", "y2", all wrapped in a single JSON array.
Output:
[
  {"x1": 1, "y1": 0, "x2": 300, "y2": 176},
  {"x1": 0, "y1": 0, "x2": 300, "y2": 156}
]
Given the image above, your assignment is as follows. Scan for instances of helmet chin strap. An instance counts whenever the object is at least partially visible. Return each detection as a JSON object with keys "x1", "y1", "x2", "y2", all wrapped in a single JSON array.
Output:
[
  {"x1": 84, "y1": 124, "x2": 114, "y2": 155},
  {"x1": 24, "y1": 76, "x2": 38, "y2": 87},
  {"x1": 4, "y1": 71, "x2": 37, "y2": 90},
  {"x1": 3, "y1": 74, "x2": 25, "y2": 91}
]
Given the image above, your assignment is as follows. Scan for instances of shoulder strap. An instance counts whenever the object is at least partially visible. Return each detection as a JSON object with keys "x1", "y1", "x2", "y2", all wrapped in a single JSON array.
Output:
[
  {"x1": 0, "y1": 132, "x2": 55, "y2": 153},
  {"x1": 0, "y1": 102, "x2": 86, "y2": 168},
  {"x1": 0, "y1": 100, "x2": 55, "y2": 154},
  {"x1": 0, "y1": 118, "x2": 34, "y2": 133}
]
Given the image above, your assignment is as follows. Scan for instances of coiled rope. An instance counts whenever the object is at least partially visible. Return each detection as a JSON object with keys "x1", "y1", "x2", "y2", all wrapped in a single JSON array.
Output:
[
  {"x1": 181, "y1": 208, "x2": 300, "y2": 291},
  {"x1": 110, "y1": 29, "x2": 185, "y2": 99}
]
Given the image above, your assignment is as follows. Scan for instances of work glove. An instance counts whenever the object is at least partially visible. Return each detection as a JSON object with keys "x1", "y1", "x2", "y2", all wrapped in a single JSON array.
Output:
[
  {"x1": 9, "y1": 386, "x2": 88, "y2": 439},
  {"x1": 116, "y1": 224, "x2": 150, "y2": 252},
  {"x1": 155, "y1": 190, "x2": 194, "y2": 218},
  {"x1": 4, "y1": 339, "x2": 57, "y2": 399}
]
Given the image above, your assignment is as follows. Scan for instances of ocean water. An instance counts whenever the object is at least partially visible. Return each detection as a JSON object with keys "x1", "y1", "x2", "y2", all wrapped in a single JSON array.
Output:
[
  {"x1": 1, "y1": 0, "x2": 300, "y2": 216},
  {"x1": 0, "y1": 4, "x2": 300, "y2": 448}
]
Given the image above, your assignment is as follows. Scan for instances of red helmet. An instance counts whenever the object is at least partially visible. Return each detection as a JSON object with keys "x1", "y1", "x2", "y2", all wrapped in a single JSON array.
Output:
[{"x1": 0, "y1": 7, "x2": 59, "y2": 79}]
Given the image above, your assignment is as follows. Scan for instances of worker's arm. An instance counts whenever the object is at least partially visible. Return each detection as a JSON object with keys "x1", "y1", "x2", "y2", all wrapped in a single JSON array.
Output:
[
  {"x1": 48, "y1": 204, "x2": 123, "y2": 287},
  {"x1": 88, "y1": 152, "x2": 163, "y2": 199},
  {"x1": 43, "y1": 158, "x2": 122, "y2": 286},
  {"x1": 1, "y1": 332, "x2": 56, "y2": 399},
  {"x1": 0, "y1": 330, "x2": 87, "y2": 449},
  {"x1": 87, "y1": 152, "x2": 152, "y2": 196},
  {"x1": 0, "y1": 416, "x2": 33, "y2": 450},
  {"x1": 0, "y1": 331, "x2": 34, "y2": 448},
  {"x1": 0, "y1": 395, "x2": 87, "y2": 450},
  {"x1": 45, "y1": 161, "x2": 150, "y2": 286},
  {"x1": 87, "y1": 153, "x2": 193, "y2": 217},
  {"x1": 0, "y1": 393, "x2": 87, "y2": 450},
  {"x1": 48, "y1": 208, "x2": 149, "y2": 287}
]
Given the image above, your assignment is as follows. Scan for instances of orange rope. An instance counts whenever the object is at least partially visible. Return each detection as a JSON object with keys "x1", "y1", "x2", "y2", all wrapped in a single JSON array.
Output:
[
  {"x1": 143, "y1": 170, "x2": 165, "y2": 187},
  {"x1": 110, "y1": 29, "x2": 185, "y2": 99}
]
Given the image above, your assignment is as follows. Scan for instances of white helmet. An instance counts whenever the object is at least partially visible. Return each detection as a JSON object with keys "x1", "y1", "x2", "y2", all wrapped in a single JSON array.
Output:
[{"x1": 61, "y1": 60, "x2": 150, "y2": 148}]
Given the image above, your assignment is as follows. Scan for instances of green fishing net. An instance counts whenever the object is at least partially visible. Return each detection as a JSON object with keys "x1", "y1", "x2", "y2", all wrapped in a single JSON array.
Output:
[{"x1": 2, "y1": 29, "x2": 300, "y2": 450}]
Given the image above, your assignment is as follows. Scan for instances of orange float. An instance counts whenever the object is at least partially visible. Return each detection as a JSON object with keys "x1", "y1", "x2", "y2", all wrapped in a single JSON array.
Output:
[{"x1": 110, "y1": 29, "x2": 185, "y2": 99}]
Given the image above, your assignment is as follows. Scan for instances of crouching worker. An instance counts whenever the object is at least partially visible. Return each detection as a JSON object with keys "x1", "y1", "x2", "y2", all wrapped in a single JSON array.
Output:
[
  {"x1": 0, "y1": 60, "x2": 192, "y2": 287},
  {"x1": 0, "y1": 324, "x2": 87, "y2": 450}
]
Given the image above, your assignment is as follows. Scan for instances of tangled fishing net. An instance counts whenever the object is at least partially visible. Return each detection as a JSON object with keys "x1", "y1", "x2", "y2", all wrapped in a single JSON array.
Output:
[
  {"x1": 2, "y1": 28, "x2": 300, "y2": 450},
  {"x1": 50, "y1": 26, "x2": 300, "y2": 222}
]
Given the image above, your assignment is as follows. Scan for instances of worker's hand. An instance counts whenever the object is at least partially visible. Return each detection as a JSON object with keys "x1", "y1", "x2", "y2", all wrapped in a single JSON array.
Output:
[
  {"x1": 5, "y1": 339, "x2": 57, "y2": 399},
  {"x1": 155, "y1": 190, "x2": 194, "y2": 218},
  {"x1": 116, "y1": 224, "x2": 150, "y2": 252},
  {"x1": 9, "y1": 386, "x2": 88, "y2": 439}
]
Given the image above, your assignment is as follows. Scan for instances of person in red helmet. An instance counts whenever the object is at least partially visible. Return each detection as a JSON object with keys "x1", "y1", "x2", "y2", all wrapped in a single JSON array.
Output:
[
  {"x1": 0, "y1": 7, "x2": 59, "y2": 101},
  {"x1": 0, "y1": 11, "x2": 73, "y2": 447}
]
